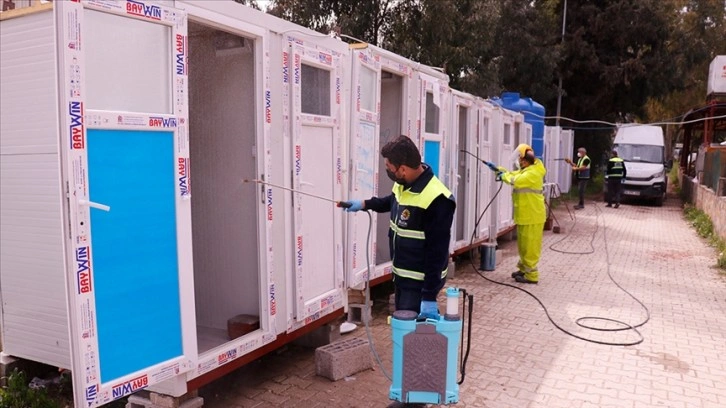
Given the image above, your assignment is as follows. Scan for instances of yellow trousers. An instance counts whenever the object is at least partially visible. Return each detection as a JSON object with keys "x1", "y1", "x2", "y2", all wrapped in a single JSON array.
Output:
[{"x1": 516, "y1": 223, "x2": 544, "y2": 282}]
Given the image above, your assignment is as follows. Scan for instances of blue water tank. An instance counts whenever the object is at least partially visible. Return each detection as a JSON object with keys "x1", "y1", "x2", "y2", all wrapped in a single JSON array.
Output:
[{"x1": 491, "y1": 92, "x2": 545, "y2": 159}]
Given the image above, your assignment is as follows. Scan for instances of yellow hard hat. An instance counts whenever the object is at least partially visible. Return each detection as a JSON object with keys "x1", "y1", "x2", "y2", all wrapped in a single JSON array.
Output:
[{"x1": 515, "y1": 143, "x2": 533, "y2": 158}]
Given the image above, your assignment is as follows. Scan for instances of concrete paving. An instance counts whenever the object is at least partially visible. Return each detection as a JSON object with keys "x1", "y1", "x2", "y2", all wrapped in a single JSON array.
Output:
[{"x1": 198, "y1": 197, "x2": 726, "y2": 407}]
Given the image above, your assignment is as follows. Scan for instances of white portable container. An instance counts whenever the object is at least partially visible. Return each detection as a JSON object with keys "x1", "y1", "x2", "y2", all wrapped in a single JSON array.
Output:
[
  {"x1": 474, "y1": 98, "x2": 498, "y2": 240},
  {"x1": 344, "y1": 44, "x2": 450, "y2": 288},
  {"x1": 0, "y1": 1, "x2": 351, "y2": 406},
  {"x1": 448, "y1": 90, "x2": 481, "y2": 251},
  {"x1": 489, "y1": 105, "x2": 520, "y2": 232},
  {"x1": 544, "y1": 126, "x2": 574, "y2": 195},
  {"x1": 707, "y1": 55, "x2": 726, "y2": 97}
]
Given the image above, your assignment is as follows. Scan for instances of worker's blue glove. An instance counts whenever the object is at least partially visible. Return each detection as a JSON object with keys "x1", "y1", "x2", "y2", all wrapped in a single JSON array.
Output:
[
  {"x1": 339, "y1": 200, "x2": 363, "y2": 212},
  {"x1": 419, "y1": 300, "x2": 439, "y2": 320}
]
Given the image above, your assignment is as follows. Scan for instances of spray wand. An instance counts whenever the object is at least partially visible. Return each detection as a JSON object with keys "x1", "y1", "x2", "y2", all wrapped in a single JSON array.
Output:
[
  {"x1": 460, "y1": 150, "x2": 499, "y2": 172},
  {"x1": 243, "y1": 178, "x2": 352, "y2": 208}
]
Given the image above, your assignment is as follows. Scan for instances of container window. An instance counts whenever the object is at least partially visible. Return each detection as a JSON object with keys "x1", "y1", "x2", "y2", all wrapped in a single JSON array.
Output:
[
  {"x1": 425, "y1": 92, "x2": 439, "y2": 134},
  {"x1": 514, "y1": 123, "x2": 521, "y2": 145},
  {"x1": 360, "y1": 66, "x2": 377, "y2": 112},
  {"x1": 84, "y1": 9, "x2": 172, "y2": 114},
  {"x1": 301, "y1": 64, "x2": 331, "y2": 116},
  {"x1": 504, "y1": 123, "x2": 511, "y2": 145}
]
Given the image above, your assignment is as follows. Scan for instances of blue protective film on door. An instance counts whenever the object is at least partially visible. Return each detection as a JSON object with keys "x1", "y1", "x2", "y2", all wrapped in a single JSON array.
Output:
[
  {"x1": 86, "y1": 129, "x2": 182, "y2": 383},
  {"x1": 424, "y1": 140, "x2": 441, "y2": 177}
]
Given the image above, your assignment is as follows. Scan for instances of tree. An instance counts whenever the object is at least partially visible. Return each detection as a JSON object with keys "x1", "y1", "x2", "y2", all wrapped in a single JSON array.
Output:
[
  {"x1": 382, "y1": 0, "x2": 501, "y2": 97},
  {"x1": 233, "y1": 0, "x2": 260, "y2": 11},
  {"x1": 267, "y1": 0, "x2": 394, "y2": 44},
  {"x1": 494, "y1": 0, "x2": 561, "y2": 105}
]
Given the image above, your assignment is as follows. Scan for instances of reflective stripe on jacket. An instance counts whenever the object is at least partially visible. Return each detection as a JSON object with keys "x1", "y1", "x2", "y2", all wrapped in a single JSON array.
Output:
[
  {"x1": 607, "y1": 157, "x2": 625, "y2": 178},
  {"x1": 390, "y1": 175, "x2": 454, "y2": 281},
  {"x1": 499, "y1": 159, "x2": 547, "y2": 225},
  {"x1": 576, "y1": 155, "x2": 591, "y2": 179}
]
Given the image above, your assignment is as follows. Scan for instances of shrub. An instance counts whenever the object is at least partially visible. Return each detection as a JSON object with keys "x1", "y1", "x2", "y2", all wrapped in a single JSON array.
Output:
[
  {"x1": 684, "y1": 205, "x2": 726, "y2": 271},
  {"x1": 0, "y1": 370, "x2": 59, "y2": 408}
]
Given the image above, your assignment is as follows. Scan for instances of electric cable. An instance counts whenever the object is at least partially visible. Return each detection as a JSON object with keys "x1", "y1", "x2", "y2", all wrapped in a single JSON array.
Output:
[
  {"x1": 462, "y1": 151, "x2": 650, "y2": 346},
  {"x1": 547, "y1": 200, "x2": 596, "y2": 255},
  {"x1": 521, "y1": 110, "x2": 726, "y2": 127}
]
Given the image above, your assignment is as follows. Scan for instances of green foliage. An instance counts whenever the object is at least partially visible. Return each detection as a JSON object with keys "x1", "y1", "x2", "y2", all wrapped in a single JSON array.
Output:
[
  {"x1": 0, "y1": 370, "x2": 59, "y2": 408},
  {"x1": 586, "y1": 173, "x2": 605, "y2": 195},
  {"x1": 266, "y1": 0, "x2": 724, "y2": 143},
  {"x1": 684, "y1": 205, "x2": 726, "y2": 271},
  {"x1": 669, "y1": 163, "x2": 680, "y2": 188}
]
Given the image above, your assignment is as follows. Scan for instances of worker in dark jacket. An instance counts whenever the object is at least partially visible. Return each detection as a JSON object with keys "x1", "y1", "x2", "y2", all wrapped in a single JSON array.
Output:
[
  {"x1": 605, "y1": 150, "x2": 627, "y2": 208},
  {"x1": 341, "y1": 135, "x2": 456, "y2": 319}
]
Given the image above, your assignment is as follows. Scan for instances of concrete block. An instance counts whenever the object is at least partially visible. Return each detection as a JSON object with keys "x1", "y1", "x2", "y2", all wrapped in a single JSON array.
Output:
[
  {"x1": 293, "y1": 322, "x2": 341, "y2": 348},
  {"x1": 446, "y1": 260, "x2": 456, "y2": 279},
  {"x1": 126, "y1": 391, "x2": 203, "y2": 408},
  {"x1": 347, "y1": 302, "x2": 372, "y2": 324},
  {"x1": 315, "y1": 337, "x2": 372, "y2": 381}
]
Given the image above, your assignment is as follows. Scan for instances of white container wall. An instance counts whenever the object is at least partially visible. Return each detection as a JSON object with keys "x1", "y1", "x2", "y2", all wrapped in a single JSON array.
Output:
[{"x1": 0, "y1": 7, "x2": 69, "y2": 370}]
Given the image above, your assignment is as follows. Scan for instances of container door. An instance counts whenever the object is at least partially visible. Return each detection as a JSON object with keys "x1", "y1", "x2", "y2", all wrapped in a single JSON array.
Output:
[
  {"x1": 419, "y1": 73, "x2": 447, "y2": 179},
  {"x1": 451, "y1": 95, "x2": 476, "y2": 249},
  {"x1": 347, "y1": 49, "x2": 381, "y2": 287},
  {"x1": 289, "y1": 43, "x2": 345, "y2": 322},
  {"x1": 498, "y1": 113, "x2": 515, "y2": 230},
  {"x1": 56, "y1": 2, "x2": 195, "y2": 407},
  {"x1": 477, "y1": 106, "x2": 493, "y2": 240}
]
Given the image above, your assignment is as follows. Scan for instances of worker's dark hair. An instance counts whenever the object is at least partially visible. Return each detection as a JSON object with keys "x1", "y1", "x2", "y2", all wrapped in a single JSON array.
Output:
[
  {"x1": 381, "y1": 135, "x2": 421, "y2": 168},
  {"x1": 523, "y1": 149, "x2": 536, "y2": 165}
]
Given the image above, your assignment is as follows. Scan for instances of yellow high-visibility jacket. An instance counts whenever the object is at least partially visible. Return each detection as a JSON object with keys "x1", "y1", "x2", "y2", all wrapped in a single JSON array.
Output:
[{"x1": 498, "y1": 159, "x2": 547, "y2": 225}]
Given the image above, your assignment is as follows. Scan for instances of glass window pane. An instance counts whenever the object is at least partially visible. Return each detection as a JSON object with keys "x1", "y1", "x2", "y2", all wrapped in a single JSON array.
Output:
[
  {"x1": 360, "y1": 66, "x2": 377, "y2": 112},
  {"x1": 85, "y1": 9, "x2": 172, "y2": 113},
  {"x1": 482, "y1": 118, "x2": 489, "y2": 142},
  {"x1": 425, "y1": 92, "x2": 439, "y2": 134},
  {"x1": 504, "y1": 123, "x2": 511, "y2": 145},
  {"x1": 301, "y1": 64, "x2": 331, "y2": 116}
]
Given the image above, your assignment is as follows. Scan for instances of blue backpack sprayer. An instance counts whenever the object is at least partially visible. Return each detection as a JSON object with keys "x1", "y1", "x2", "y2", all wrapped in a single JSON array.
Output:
[{"x1": 389, "y1": 287, "x2": 474, "y2": 405}]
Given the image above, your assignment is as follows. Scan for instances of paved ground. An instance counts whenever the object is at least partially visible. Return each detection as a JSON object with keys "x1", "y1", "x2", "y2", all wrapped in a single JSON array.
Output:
[{"x1": 198, "y1": 196, "x2": 726, "y2": 408}]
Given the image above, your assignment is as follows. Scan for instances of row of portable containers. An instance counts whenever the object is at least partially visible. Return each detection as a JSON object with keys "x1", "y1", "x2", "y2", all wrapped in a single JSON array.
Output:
[{"x1": 0, "y1": 1, "x2": 571, "y2": 406}]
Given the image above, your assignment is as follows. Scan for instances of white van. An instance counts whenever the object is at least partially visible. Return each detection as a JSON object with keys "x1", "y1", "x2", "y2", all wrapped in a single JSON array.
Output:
[{"x1": 610, "y1": 125, "x2": 668, "y2": 206}]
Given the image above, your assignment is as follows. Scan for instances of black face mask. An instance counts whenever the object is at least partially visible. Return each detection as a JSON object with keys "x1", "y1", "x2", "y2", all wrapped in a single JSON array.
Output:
[{"x1": 386, "y1": 168, "x2": 406, "y2": 185}]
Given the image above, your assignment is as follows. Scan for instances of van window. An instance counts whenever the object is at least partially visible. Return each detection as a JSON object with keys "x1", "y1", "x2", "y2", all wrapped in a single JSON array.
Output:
[{"x1": 614, "y1": 144, "x2": 664, "y2": 163}]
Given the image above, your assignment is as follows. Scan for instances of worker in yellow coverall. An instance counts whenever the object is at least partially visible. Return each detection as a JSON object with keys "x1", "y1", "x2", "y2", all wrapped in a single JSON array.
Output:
[{"x1": 495, "y1": 144, "x2": 547, "y2": 284}]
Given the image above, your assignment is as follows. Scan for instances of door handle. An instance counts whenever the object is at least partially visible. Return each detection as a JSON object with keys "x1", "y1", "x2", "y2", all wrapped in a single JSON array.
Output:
[{"x1": 78, "y1": 199, "x2": 111, "y2": 212}]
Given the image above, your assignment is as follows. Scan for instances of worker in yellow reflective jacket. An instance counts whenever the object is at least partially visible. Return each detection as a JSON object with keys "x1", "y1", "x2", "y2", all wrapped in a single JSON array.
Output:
[{"x1": 495, "y1": 144, "x2": 547, "y2": 284}]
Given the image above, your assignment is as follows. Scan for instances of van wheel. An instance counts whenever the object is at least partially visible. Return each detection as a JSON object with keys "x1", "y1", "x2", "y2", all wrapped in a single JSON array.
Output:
[{"x1": 654, "y1": 196, "x2": 664, "y2": 207}]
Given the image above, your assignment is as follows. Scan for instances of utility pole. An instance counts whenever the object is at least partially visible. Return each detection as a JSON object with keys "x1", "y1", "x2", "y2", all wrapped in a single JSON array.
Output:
[{"x1": 555, "y1": 0, "x2": 567, "y2": 127}]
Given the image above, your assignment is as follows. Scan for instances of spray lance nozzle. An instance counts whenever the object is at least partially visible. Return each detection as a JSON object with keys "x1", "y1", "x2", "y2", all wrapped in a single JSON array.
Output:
[{"x1": 459, "y1": 149, "x2": 499, "y2": 172}]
